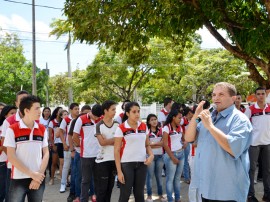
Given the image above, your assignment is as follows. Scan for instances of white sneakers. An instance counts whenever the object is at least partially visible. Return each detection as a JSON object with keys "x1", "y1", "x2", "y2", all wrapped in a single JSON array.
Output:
[
  {"x1": 48, "y1": 179, "x2": 54, "y2": 185},
  {"x1": 59, "y1": 183, "x2": 66, "y2": 193},
  {"x1": 146, "y1": 196, "x2": 167, "y2": 202}
]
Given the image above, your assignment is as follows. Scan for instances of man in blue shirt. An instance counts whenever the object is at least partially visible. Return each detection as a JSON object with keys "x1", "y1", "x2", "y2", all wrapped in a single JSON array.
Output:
[{"x1": 186, "y1": 82, "x2": 252, "y2": 202}]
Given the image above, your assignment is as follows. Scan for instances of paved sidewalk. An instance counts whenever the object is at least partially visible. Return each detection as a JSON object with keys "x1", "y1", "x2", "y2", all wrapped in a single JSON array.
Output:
[{"x1": 42, "y1": 173, "x2": 264, "y2": 202}]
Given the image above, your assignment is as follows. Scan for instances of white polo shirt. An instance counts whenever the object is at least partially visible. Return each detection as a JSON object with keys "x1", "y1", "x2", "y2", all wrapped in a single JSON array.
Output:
[
  {"x1": 95, "y1": 120, "x2": 119, "y2": 163},
  {"x1": 114, "y1": 121, "x2": 148, "y2": 163},
  {"x1": 4, "y1": 120, "x2": 48, "y2": 179},
  {"x1": 245, "y1": 103, "x2": 270, "y2": 146}
]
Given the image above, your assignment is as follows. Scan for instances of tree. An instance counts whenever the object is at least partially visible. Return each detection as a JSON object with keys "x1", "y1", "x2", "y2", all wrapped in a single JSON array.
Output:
[
  {"x1": 139, "y1": 47, "x2": 257, "y2": 103},
  {"x1": 50, "y1": 18, "x2": 74, "y2": 104},
  {"x1": 49, "y1": 73, "x2": 70, "y2": 105},
  {"x1": 64, "y1": 0, "x2": 270, "y2": 87},
  {"x1": 80, "y1": 37, "x2": 192, "y2": 101},
  {"x1": 83, "y1": 48, "x2": 154, "y2": 101},
  {"x1": 0, "y1": 32, "x2": 48, "y2": 104}
]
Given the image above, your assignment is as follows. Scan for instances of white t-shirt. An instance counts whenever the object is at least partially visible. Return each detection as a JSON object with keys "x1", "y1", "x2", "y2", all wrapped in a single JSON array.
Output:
[
  {"x1": 48, "y1": 119, "x2": 62, "y2": 144},
  {"x1": 1, "y1": 111, "x2": 21, "y2": 168},
  {"x1": 59, "y1": 115, "x2": 73, "y2": 146},
  {"x1": 115, "y1": 112, "x2": 124, "y2": 124},
  {"x1": 95, "y1": 120, "x2": 119, "y2": 163},
  {"x1": 163, "y1": 124, "x2": 183, "y2": 152},
  {"x1": 149, "y1": 128, "x2": 163, "y2": 155},
  {"x1": 73, "y1": 114, "x2": 101, "y2": 158},
  {"x1": 4, "y1": 120, "x2": 48, "y2": 179},
  {"x1": 158, "y1": 108, "x2": 169, "y2": 126},
  {"x1": 1, "y1": 111, "x2": 21, "y2": 138},
  {"x1": 114, "y1": 121, "x2": 148, "y2": 163},
  {"x1": 39, "y1": 117, "x2": 50, "y2": 128},
  {"x1": 245, "y1": 103, "x2": 270, "y2": 146},
  {"x1": 0, "y1": 125, "x2": 7, "y2": 162}
]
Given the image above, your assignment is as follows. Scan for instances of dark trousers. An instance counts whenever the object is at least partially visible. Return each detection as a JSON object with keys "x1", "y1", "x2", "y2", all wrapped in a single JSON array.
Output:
[
  {"x1": 80, "y1": 157, "x2": 96, "y2": 202},
  {"x1": 0, "y1": 162, "x2": 7, "y2": 202},
  {"x1": 95, "y1": 161, "x2": 116, "y2": 202},
  {"x1": 5, "y1": 168, "x2": 11, "y2": 202},
  {"x1": 119, "y1": 162, "x2": 147, "y2": 202},
  {"x1": 48, "y1": 148, "x2": 52, "y2": 178},
  {"x1": 202, "y1": 197, "x2": 236, "y2": 202},
  {"x1": 257, "y1": 150, "x2": 263, "y2": 179},
  {"x1": 249, "y1": 145, "x2": 270, "y2": 197},
  {"x1": 8, "y1": 178, "x2": 45, "y2": 202}
]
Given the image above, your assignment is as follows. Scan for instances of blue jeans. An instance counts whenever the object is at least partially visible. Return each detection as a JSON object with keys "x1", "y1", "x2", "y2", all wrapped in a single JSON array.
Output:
[
  {"x1": 74, "y1": 152, "x2": 82, "y2": 198},
  {"x1": 183, "y1": 143, "x2": 190, "y2": 181},
  {"x1": 0, "y1": 162, "x2": 7, "y2": 201},
  {"x1": 8, "y1": 178, "x2": 45, "y2": 202},
  {"x1": 146, "y1": 155, "x2": 164, "y2": 196},
  {"x1": 163, "y1": 150, "x2": 185, "y2": 202}
]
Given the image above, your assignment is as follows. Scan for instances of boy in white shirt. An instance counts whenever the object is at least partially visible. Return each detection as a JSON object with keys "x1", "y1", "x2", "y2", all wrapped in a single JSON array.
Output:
[{"x1": 4, "y1": 95, "x2": 49, "y2": 201}]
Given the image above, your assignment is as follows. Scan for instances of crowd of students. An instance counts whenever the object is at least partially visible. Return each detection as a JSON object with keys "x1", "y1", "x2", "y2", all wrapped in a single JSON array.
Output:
[{"x1": 0, "y1": 85, "x2": 269, "y2": 202}]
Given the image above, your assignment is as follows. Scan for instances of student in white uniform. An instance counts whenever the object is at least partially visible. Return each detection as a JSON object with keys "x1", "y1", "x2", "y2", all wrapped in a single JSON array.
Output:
[
  {"x1": 4, "y1": 95, "x2": 49, "y2": 201},
  {"x1": 95, "y1": 100, "x2": 119, "y2": 202},
  {"x1": 162, "y1": 109, "x2": 185, "y2": 202},
  {"x1": 114, "y1": 102, "x2": 154, "y2": 202},
  {"x1": 145, "y1": 114, "x2": 166, "y2": 202},
  {"x1": 0, "y1": 105, "x2": 16, "y2": 201}
]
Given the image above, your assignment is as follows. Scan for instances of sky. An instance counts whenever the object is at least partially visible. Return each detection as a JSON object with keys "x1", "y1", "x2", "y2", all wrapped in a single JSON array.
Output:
[{"x1": 0, "y1": 0, "x2": 224, "y2": 76}]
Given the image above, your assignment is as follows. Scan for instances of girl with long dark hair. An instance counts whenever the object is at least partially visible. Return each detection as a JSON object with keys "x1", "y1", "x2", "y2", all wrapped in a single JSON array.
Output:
[
  {"x1": 0, "y1": 105, "x2": 17, "y2": 201},
  {"x1": 114, "y1": 102, "x2": 154, "y2": 202},
  {"x1": 48, "y1": 107, "x2": 63, "y2": 185},
  {"x1": 163, "y1": 109, "x2": 185, "y2": 202},
  {"x1": 146, "y1": 114, "x2": 166, "y2": 202}
]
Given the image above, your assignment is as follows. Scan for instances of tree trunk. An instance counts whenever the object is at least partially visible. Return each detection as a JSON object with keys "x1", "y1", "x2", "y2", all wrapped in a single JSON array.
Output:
[{"x1": 246, "y1": 62, "x2": 270, "y2": 88}]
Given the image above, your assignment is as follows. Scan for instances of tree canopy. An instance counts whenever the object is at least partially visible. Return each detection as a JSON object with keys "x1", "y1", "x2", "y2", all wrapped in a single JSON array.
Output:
[
  {"x1": 62, "y1": 38, "x2": 255, "y2": 104},
  {"x1": 0, "y1": 33, "x2": 49, "y2": 105},
  {"x1": 64, "y1": 0, "x2": 270, "y2": 87}
]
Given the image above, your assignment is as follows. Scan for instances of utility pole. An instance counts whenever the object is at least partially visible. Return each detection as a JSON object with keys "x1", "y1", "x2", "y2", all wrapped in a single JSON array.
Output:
[
  {"x1": 67, "y1": 32, "x2": 73, "y2": 104},
  {"x1": 32, "y1": 0, "x2": 37, "y2": 95},
  {"x1": 45, "y1": 62, "x2": 49, "y2": 107}
]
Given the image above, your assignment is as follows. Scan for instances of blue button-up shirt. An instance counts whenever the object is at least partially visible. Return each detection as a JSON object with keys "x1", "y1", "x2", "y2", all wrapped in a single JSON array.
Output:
[{"x1": 194, "y1": 105, "x2": 252, "y2": 202}]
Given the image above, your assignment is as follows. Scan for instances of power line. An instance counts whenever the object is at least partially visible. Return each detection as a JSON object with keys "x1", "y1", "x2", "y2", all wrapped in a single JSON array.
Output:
[
  {"x1": 1, "y1": 28, "x2": 67, "y2": 36},
  {"x1": 2, "y1": 0, "x2": 62, "y2": 10},
  {"x1": 0, "y1": 36, "x2": 88, "y2": 45}
]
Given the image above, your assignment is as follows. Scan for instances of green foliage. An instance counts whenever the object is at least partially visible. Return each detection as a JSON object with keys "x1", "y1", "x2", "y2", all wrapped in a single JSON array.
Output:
[
  {"x1": 139, "y1": 47, "x2": 256, "y2": 103},
  {"x1": 49, "y1": 73, "x2": 70, "y2": 105},
  {"x1": 56, "y1": 37, "x2": 255, "y2": 104},
  {"x1": 64, "y1": 0, "x2": 270, "y2": 87},
  {"x1": 76, "y1": 37, "x2": 196, "y2": 102},
  {"x1": 0, "y1": 33, "x2": 48, "y2": 105}
]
